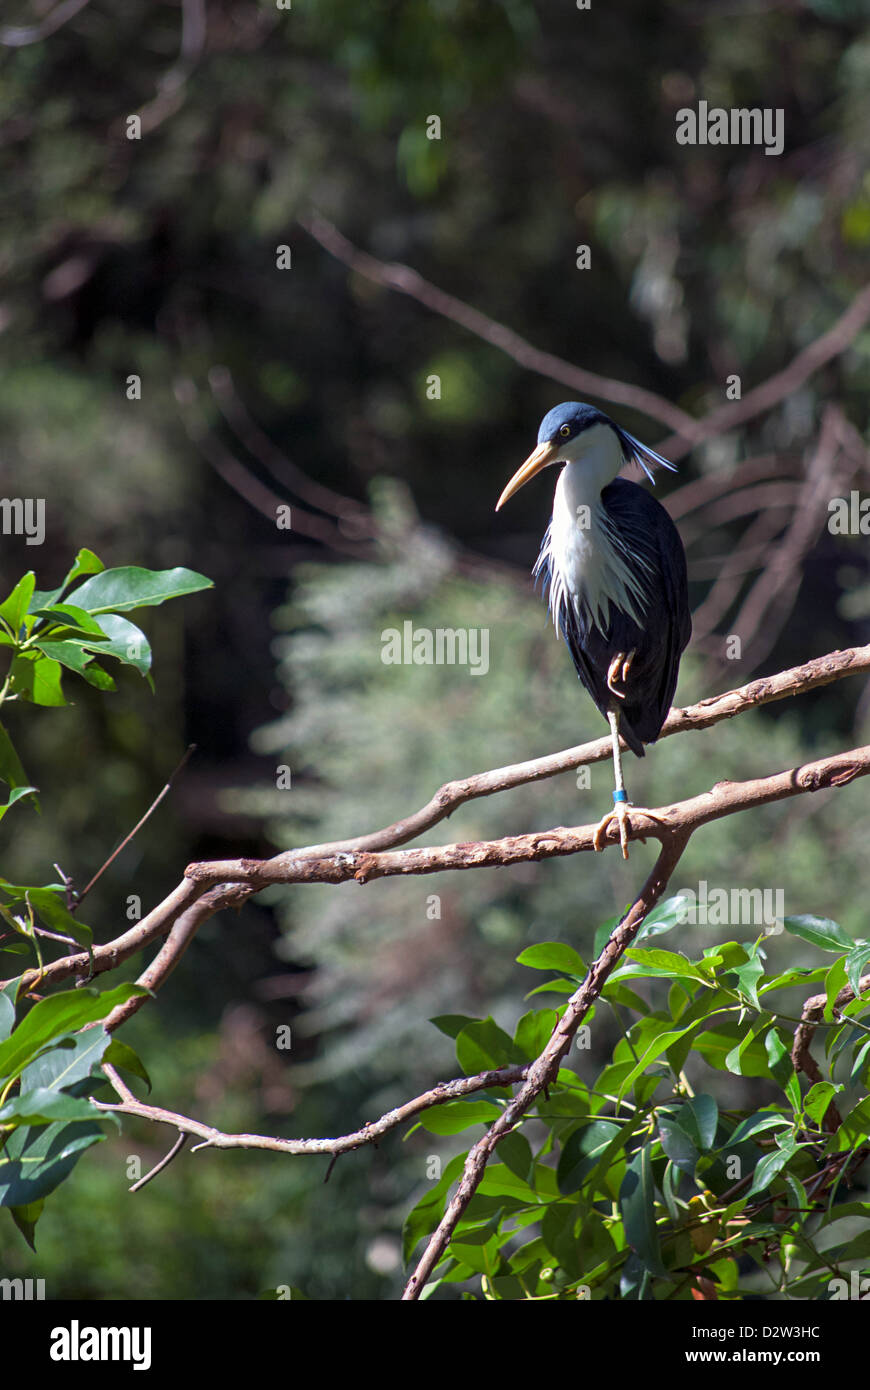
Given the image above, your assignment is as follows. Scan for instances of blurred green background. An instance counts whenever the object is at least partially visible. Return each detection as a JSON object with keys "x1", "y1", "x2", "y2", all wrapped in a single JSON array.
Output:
[{"x1": 0, "y1": 0, "x2": 869, "y2": 1299}]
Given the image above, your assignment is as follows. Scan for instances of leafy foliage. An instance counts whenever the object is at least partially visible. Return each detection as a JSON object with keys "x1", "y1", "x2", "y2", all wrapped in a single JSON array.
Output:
[
  {"x1": 0, "y1": 554, "x2": 211, "y2": 1246},
  {"x1": 405, "y1": 909, "x2": 870, "y2": 1300}
]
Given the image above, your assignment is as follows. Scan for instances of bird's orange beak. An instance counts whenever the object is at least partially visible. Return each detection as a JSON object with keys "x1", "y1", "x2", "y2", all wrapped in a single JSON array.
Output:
[{"x1": 495, "y1": 440, "x2": 559, "y2": 511}]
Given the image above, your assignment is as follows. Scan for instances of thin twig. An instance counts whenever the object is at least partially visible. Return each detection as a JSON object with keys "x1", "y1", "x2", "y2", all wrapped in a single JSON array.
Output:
[
  {"x1": 94, "y1": 1061, "x2": 531, "y2": 1156},
  {"x1": 207, "y1": 366, "x2": 374, "y2": 532},
  {"x1": 0, "y1": 0, "x2": 91, "y2": 47},
  {"x1": 299, "y1": 212, "x2": 698, "y2": 440},
  {"x1": 75, "y1": 745, "x2": 198, "y2": 907},
  {"x1": 725, "y1": 406, "x2": 854, "y2": 672},
  {"x1": 660, "y1": 285, "x2": 870, "y2": 461},
  {"x1": 174, "y1": 377, "x2": 373, "y2": 559},
  {"x1": 299, "y1": 213, "x2": 870, "y2": 460},
  {"x1": 128, "y1": 1128, "x2": 189, "y2": 1192},
  {"x1": 125, "y1": 0, "x2": 208, "y2": 137}
]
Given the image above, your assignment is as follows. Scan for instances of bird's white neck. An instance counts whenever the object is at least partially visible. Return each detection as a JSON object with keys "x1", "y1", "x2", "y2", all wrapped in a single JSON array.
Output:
[{"x1": 555, "y1": 422, "x2": 624, "y2": 508}]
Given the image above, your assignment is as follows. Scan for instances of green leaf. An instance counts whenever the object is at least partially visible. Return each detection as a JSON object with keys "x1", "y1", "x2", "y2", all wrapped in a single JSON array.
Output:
[
  {"x1": 746, "y1": 1139, "x2": 797, "y2": 1199},
  {"x1": 402, "y1": 1152, "x2": 466, "y2": 1262},
  {"x1": 10, "y1": 1199, "x2": 43, "y2": 1249},
  {"x1": 0, "y1": 1119, "x2": 104, "y2": 1207},
  {"x1": 759, "y1": 965, "x2": 828, "y2": 995},
  {"x1": 693, "y1": 1024, "x2": 772, "y2": 1077},
  {"x1": 0, "y1": 1087, "x2": 102, "y2": 1126},
  {"x1": 0, "y1": 786, "x2": 38, "y2": 823},
  {"x1": 88, "y1": 613, "x2": 151, "y2": 674},
  {"x1": 20, "y1": 1026, "x2": 112, "y2": 1094},
  {"x1": 636, "y1": 895, "x2": 695, "y2": 939},
  {"x1": 29, "y1": 549, "x2": 104, "y2": 612},
  {"x1": 67, "y1": 566, "x2": 213, "y2": 615},
  {"x1": 78, "y1": 662, "x2": 116, "y2": 691},
  {"x1": 824, "y1": 1230, "x2": 870, "y2": 1264},
  {"x1": 513, "y1": 1008, "x2": 558, "y2": 1060},
  {"x1": 21, "y1": 887, "x2": 92, "y2": 950},
  {"x1": 728, "y1": 1110, "x2": 791, "y2": 1145},
  {"x1": 823, "y1": 957, "x2": 849, "y2": 1022},
  {"x1": 557, "y1": 1120, "x2": 621, "y2": 1194},
  {"x1": 418, "y1": 1100, "x2": 501, "y2": 1135},
  {"x1": 782, "y1": 915, "x2": 854, "y2": 953},
  {"x1": 849, "y1": 1036, "x2": 870, "y2": 1087},
  {"x1": 837, "y1": 1096, "x2": 870, "y2": 1147},
  {"x1": 0, "y1": 721, "x2": 30, "y2": 793},
  {"x1": 703, "y1": 941, "x2": 749, "y2": 970},
  {"x1": 478, "y1": 1162, "x2": 544, "y2": 1201},
  {"x1": 7, "y1": 653, "x2": 65, "y2": 706},
  {"x1": 0, "y1": 984, "x2": 147, "y2": 1083},
  {"x1": 36, "y1": 612, "x2": 151, "y2": 681},
  {"x1": 101, "y1": 1038, "x2": 151, "y2": 1091},
  {"x1": 845, "y1": 943, "x2": 870, "y2": 998},
  {"x1": 497, "y1": 1129, "x2": 533, "y2": 1183},
  {"x1": 541, "y1": 1201, "x2": 584, "y2": 1276},
  {"x1": 29, "y1": 603, "x2": 109, "y2": 637},
  {"x1": 726, "y1": 1016, "x2": 773, "y2": 1076},
  {"x1": 429, "y1": 1014, "x2": 479, "y2": 1040},
  {"x1": 657, "y1": 1112, "x2": 699, "y2": 1176},
  {"x1": 593, "y1": 913, "x2": 622, "y2": 957},
  {"x1": 684, "y1": 1093, "x2": 719, "y2": 1151},
  {"x1": 617, "y1": 1021, "x2": 699, "y2": 1103},
  {"x1": 620, "y1": 1145, "x2": 668, "y2": 1277},
  {"x1": 0, "y1": 572, "x2": 35, "y2": 635},
  {"x1": 32, "y1": 640, "x2": 105, "y2": 681},
  {"x1": 764, "y1": 1027, "x2": 793, "y2": 1088},
  {"x1": 516, "y1": 942, "x2": 586, "y2": 977},
  {"x1": 802, "y1": 1082, "x2": 841, "y2": 1127},
  {"x1": 728, "y1": 956, "x2": 765, "y2": 1010},
  {"x1": 454, "y1": 1017, "x2": 519, "y2": 1075},
  {"x1": 620, "y1": 948, "x2": 710, "y2": 983},
  {"x1": 450, "y1": 1230, "x2": 500, "y2": 1272},
  {"x1": 525, "y1": 977, "x2": 576, "y2": 998}
]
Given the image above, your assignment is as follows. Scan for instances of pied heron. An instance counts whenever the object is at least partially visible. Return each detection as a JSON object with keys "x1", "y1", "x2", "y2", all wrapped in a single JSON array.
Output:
[{"x1": 496, "y1": 402, "x2": 691, "y2": 858}]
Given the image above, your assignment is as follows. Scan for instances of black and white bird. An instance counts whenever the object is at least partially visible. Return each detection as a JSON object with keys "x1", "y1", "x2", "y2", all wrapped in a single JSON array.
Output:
[{"x1": 496, "y1": 401, "x2": 691, "y2": 858}]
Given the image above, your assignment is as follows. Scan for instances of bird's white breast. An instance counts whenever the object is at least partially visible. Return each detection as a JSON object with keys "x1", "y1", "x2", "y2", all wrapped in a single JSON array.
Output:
[{"x1": 536, "y1": 426, "x2": 651, "y2": 633}]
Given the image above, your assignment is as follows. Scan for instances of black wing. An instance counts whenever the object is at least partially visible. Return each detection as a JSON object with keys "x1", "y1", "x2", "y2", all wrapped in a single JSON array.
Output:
[{"x1": 542, "y1": 478, "x2": 690, "y2": 755}]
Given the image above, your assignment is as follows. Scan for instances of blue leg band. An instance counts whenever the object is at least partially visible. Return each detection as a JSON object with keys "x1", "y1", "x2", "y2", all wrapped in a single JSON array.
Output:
[{"x1": 613, "y1": 789, "x2": 628, "y2": 804}]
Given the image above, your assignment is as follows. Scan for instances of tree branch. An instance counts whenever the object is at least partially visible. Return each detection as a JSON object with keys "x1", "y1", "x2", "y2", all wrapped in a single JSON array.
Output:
[
  {"x1": 10, "y1": 645, "x2": 869, "y2": 997},
  {"x1": 299, "y1": 212, "x2": 698, "y2": 439},
  {"x1": 402, "y1": 830, "x2": 692, "y2": 1298},
  {"x1": 660, "y1": 285, "x2": 870, "y2": 461},
  {"x1": 181, "y1": 744, "x2": 870, "y2": 891},
  {"x1": 299, "y1": 213, "x2": 870, "y2": 458},
  {"x1": 95, "y1": 1059, "x2": 532, "y2": 1158},
  {"x1": 0, "y1": 0, "x2": 91, "y2": 47},
  {"x1": 224, "y1": 645, "x2": 870, "y2": 866}
]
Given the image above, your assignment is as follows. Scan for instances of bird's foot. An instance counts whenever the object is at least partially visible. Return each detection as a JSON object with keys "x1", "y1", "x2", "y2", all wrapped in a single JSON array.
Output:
[
  {"x1": 593, "y1": 797, "x2": 669, "y2": 860},
  {"x1": 606, "y1": 650, "x2": 635, "y2": 701}
]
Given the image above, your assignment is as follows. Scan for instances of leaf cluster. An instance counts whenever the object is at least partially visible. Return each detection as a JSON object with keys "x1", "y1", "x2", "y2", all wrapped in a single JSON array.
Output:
[{"x1": 406, "y1": 903, "x2": 870, "y2": 1300}]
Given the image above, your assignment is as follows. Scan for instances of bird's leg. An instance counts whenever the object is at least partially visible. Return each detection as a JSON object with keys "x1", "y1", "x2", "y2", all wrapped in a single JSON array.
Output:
[
  {"x1": 592, "y1": 710, "x2": 670, "y2": 859},
  {"x1": 593, "y1": 710, "x2": 634, "y2": 858}
]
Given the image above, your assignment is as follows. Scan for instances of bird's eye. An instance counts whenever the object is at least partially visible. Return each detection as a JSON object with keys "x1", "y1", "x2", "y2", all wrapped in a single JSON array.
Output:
[{"x1": 559, "y1": 424, "x2": 572, "y2": 437}]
